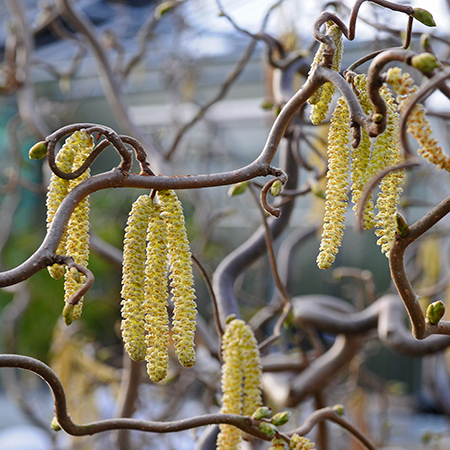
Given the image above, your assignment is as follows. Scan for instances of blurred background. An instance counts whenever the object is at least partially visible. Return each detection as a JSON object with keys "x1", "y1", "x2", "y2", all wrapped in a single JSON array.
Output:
[{"x1": 1, "y1": 1, "x2": 450, "y2": 449}]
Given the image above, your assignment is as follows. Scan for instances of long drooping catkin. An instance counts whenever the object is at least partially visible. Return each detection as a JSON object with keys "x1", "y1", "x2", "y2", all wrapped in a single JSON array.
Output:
[
  {"x1": 64, "y1": 131, "x2": 94, "y2": 320},
  {"x1": 158, "y1": 190, "x2": 197, "y2": 368},
  {"x1": 144, "y1": 201, "x2": 170, "y2": 382},
  {"x1": 217, "y1": 319, "x2": 262, "y2": 450},
  {"x1": 316, "y1": 97, "x2": 350, "y2": 270},
  {"x1": 46, "y1": 132, "x2": 85, "y2": 279},
  {"x1": 371, "y1": 84, "x2": 404, "y2": 257},
  {"x1": 121, "y1": 195, "x2": 154, "y2": 362}
]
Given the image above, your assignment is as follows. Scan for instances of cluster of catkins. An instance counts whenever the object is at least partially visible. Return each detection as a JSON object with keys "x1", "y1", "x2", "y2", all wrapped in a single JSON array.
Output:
[
  {"x1": 310, "y1": 25, "x2": 445, "y2": 269},
  {"x1": 120, "y1": 190, "x2": 197, "y2": 382},
  {"x1": 46, "y1": 130, "x2": 94, "y2": 322},
  {"x1": 316, "y1": 74, "x2": 404, "y2": 269}
]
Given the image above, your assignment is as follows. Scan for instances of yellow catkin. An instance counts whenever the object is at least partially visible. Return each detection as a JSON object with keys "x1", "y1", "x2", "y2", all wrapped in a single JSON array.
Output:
[
  {"x1": 145, "y1": 201, "x2": 170, "y2": 382},
  {"x1": 317, "y1": 97, "x2": 350, "y2": 269},
  {"x1": 158, "y1": 190, "x2": 197, "y2": 368},
  {"x1": 46, "y1": 134, "x2": 79, "y2": 279},
  {"x1": 350, "y1": 74, "x2": 375, "y2": 230},
  {"x1": 270, "y1": 437, "x2": 287, "y2": 450},
  {"x1": 373, "y1": 85, "x2": 405, "y2": 257},
  {"x1": 386, "y1": 67, "x2": 450, "y2": 171},
  {"x1": 309, "y1": 23, "x2": 344, "y2": 125},
  {"x1": 289, "y1": 434, "x2": 316, "y2": 450},
  {"x1": 217, "y1": 319, "x2": 263, "y2": 450},
  {"x1": 63, "y1": 130, "x2": 94, "y2": 320},
  {"x1": 121, "y1": 195, "x2": 154, "y2": 362},
  {"x1": 242, "y1": 325, "x2": 263, "y2": 416}
]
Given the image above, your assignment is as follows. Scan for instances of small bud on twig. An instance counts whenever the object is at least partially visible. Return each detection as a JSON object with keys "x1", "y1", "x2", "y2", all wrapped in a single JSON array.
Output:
[
  {"x1": 258, "y1": 421, "x2": 277, "y2": 437},
  {"x1": 333, "y1": 404, "x2": 345, "y2": 416},
  {"x1": 63, "y1": 303, "x2": 74, "y2": 326},
  {"x1": 426, "y1": 300, "x2": 445, "y2": 325},
  {"x1": 50, "y1": 417, "x2": 61, "y2": 431},
  {"x1": 395, "y1": 212, "x2": 409, "y2": 237},
  {"x1": 252, "y1": 406, "x2": 272, "y2": 420},
  {"x1": 411, "y1": 8, "x2": 436, "y2": 27},
  {"x1": 228, "y1": 182, "x2": 248, "y2": 196},
  {"x1": 411, "y1": 53, "x2": 440, "y2": 73},
  {"x1": 271, "y1": 411, "x2": 291, "y2": 426},
  {"x1": 371, "y1": 113, "x2": 383, "y2": 123},
  {"x1": 261, "y1": 100, "x2": 275, "y2": 110},
  {"x1": 270, "y1": 180, "x2": 283, "y2": 197},
  {"x1": 29, "y1": 141, "x2": 48, "y2": 160},
  {"x1": 155, "y1": 1, "x2": 174, "y2": 19},
  {"x1": 311, "y1": 183, "x2": 325, "y2": 199}
]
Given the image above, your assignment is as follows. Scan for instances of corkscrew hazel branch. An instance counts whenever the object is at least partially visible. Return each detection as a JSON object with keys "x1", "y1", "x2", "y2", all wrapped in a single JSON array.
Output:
[
  {"x1": 345, "y1": 15, "x2": 414, "y2": 74},
  {"x1": 313, "y1": 0, "x2": 416, "y2": 45},
  {"x1": 120, "y1": 135, "x2": 155, "y2": 176},
  {"x1": 46, "y1": 123, "x2": 132, "y2": 178},
  {"x1": 287, "y1": 406, "x2": 377, "y2": 450},
  {"x1": 390, "y1": 195, "x2": 450, "y2": 339},
  {"x1": 61, "y1": 259, "x2": 94, "y2": 307},
  {"x1": 248, "y1": 184, "x2": 292, "y2": 350},
  {"x1": 260, "y1": 176, "x2": 287, "y2": 218},
  {"x1": 315, "y1": 67, "x2": 383, "y2": 139},
  {"x1": 0, "y1": 354, "x2": 271, "y2": 439},
  {"x1": 355, "y1": 162, "x2": 419, "y2": 232}
]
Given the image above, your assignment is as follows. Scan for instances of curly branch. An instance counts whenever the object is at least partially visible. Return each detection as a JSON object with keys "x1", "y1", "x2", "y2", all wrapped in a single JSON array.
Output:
[
  {"x1": 390, "y1": 195, "x2": 450, "y2": 339},
  {"x1": 288, "y1": 406, "x2": 378, "y2": 450},
  {"x1": 0, "y1": 354, "x2": 270, "y2": 439}
]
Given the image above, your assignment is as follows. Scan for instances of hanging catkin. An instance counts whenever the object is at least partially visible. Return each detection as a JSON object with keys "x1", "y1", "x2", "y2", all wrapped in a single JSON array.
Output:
[
  {"x1": 217, "y1": 319, "x2": 262, "y2": 450},
  {"x1": 121, "y1": 195, "x2": 154, "y2": 362},
  {"x1": 158, "y1": 190, "x2": 197, "y2": 368},
  {"x1": 64, "y1": 131, "x2": 94, "y2": 320}
]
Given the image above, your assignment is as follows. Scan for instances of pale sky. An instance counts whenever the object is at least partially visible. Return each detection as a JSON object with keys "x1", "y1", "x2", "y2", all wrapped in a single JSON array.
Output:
[{"x1": 187, "y1": 0, "x2": 448, "y2": 41}]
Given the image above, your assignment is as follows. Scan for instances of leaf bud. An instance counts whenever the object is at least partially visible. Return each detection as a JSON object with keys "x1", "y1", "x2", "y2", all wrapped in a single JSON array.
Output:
[
  {"x1": 333, "y1": 404, "x2": 345, "y2": 416},
  {"x1": 261, "y1": 100, "x2": 275, "y2": 110},
  {"x1": 371, "y1": 113, "x2": 383, "y2": 124},
  {"x1": 420, "y1": 33, "x2": 431, "y2": 49},
  {"x1": 412, "y1": 8, "x2": 436, "y2": 27},
  {"x1": 252, "y1": 406, "x2": 272, "y2": 420},
  {"x1": 63, "y1": 303, "x2": 74, "y2": 326},
  {"x1": 155, "y1": 1, "x2": 174, "y2": 19},
  {"x1": 225, "y1": 314, "x2": 236, "y2": 324},
  {"x1": 258, "y1": 421, "x2": 277, "y2": 437},
  {"x1": 228, "y1": 182, "x2": 248, "y2": 197},
  {"x1": 270, "y1": 180, "x2": 283, "y2": 197},
  {"x1": 411, "y1": 53, "x2": 440, "y2": 73},
  {"x1": 29, "y1": 141, "x2": 48, "y2": 160},
  {"x1": 311, "y1": 183, "x2": 325, "y2": 199},
  {"x1": 426, "y1": 300, "x2": 445, "y2": 325},
  {"x1": 395, "y1": 212, "x2": 409, "y2": 237},
  {"x1": 50, "y1": 417, "x2": 61, "y2": 431},
  {"x1": 271, "y1": 411, "x2": 291, "y2": 426}
]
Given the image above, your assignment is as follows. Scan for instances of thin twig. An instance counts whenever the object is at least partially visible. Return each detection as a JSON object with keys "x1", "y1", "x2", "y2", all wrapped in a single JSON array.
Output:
[
  {"x1": 288, "y1": 406, "x2": 378, "y2": 450},
  {"x1": 0, "y1": 354, "x2": 270, "y2": 440},
  {"x1": 191, "y1": 253, "x2": 224, "y2": 337}
]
